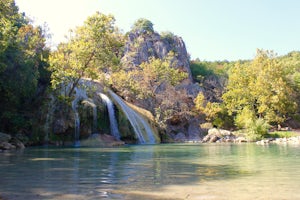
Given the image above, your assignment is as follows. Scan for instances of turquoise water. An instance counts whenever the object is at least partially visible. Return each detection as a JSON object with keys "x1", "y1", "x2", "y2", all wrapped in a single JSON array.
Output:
[{"x1": 1, "y1": 143, "x2": 300, "y2": 199}]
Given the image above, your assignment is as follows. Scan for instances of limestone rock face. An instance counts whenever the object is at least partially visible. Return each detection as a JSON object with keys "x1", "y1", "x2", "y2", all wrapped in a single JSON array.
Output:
[
  {"x1": 120, "y1": 30, "x2": 203, "y2": 140},
  {"x1": 121, "y1": 31, "x2": 193, "y2": 83}
]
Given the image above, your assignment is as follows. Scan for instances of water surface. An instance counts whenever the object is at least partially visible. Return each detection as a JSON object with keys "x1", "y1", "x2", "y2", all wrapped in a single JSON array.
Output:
[{"x1": 1, "y1": 143, "x2": 300, "y2": 199}]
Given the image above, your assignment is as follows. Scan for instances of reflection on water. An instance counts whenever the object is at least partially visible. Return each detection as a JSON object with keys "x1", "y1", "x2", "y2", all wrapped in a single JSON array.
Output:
[{"x1": 1, "y1": 144, "x2": 300, "y2": 199}]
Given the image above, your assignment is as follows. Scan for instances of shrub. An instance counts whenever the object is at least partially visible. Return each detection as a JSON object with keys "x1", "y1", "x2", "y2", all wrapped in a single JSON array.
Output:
[
  {"x1": 246, "y1": 118, "x2": 270, "y2": 141},
  {"x1": 131, "y1": 18, "x2": 154, "y2": 34}
]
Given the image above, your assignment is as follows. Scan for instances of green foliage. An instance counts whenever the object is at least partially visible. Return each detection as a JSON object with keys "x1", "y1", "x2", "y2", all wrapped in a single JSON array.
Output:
[
  {"x1": 194, "y1": 92, "x2": 233, "y2": 128},
  {"x1": 161, "y1": 31, "x2": 175, "y2": 43},
  {"x1": 222, "y1": 49, "x2": 297, "y2": 126},
  {"x1": 111, "y1": 52, "x2": 188, "y2": 99},
  {"x1": 265, "y1": 131, "x2": 297, "y2": 138},
  {"x1": 131, "y1": 18, "x2": 154, "y2": 34},
  {"x1": 0, "y1": 0, "x2": 49, "y2": 134},
  {"x1": 49, "y1": 12, "x2": 124, "y2": 96},
  {"x1": 246, "y1": 118, "x2": 270, "y2": 141},
  {"x1": 190, "y1": 60, "x2": 229, "y2": 83}
]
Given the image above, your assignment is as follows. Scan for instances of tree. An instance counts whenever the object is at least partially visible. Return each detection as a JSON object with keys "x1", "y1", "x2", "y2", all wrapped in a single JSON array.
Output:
[
  {"x1": 222, "y1": 49, "x2": 297, "y2": 128},
  {"x1": 131, "y1": 18, "x2": 154, "y2": 33},
  {"x1": 111, "y1": 52, "x2": 188, "y2": 99},
  {"x1": 0, "y1": 0, "x2": 49, "y2": 133},
  {"x1": 49, "y1": 12, "x2": 124, "y2": 96}
]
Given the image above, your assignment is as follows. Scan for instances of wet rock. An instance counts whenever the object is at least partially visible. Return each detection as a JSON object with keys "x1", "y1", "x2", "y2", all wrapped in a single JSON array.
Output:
[
  {"x1": 209, "y1": 135, "x2": 219, "y2": 143},
  {"x1": 174, "y1": 132, "x2": 187, "y2": 142},
  {"x1": 53, "y1": 119, "x2": 68, "y2": 134},
  {"x1": 0, "y1": 133, "x2": 25, "y2": 151},
  {"x1": 0, "y1": 132, "x2": 11, "y2": 143},
  {"x1": 81, "y1": 134, "x2": 125, "y2": 147},
  {"x1": 10, "y1": 138, "x2": 25, "y2": 149},
  {"x1": 0, "y1": 142, "x2": 16, "y2": 150}
]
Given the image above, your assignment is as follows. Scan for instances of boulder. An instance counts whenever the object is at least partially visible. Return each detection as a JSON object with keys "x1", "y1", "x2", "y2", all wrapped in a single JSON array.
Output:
[
  {"x1": 10, "y1": 138, "x2": 25, "y2": 149},
  {"x1": 0, "y1": 133, "x2": 25, "y2": 151},
  {"x1": 0, "y1": 142, "x2": 16, "y2": 150},
  {"x1": 235, "y1": 136, "x2": 247, "y2": 143},
  {"x1": 0, "y1": 132, "x2": 11, "y2": 143},
  {"x1": 202, "y1": 128, "x2": 235, "y2": 143}
]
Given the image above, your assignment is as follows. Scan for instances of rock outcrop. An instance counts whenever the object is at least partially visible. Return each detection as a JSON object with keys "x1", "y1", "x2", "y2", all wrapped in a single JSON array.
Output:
[
  {"x1": 202, "y1": 128, "x2": 247, "y2": 143},
  {"x1": 0, "y1": 132, "x2": 25, "y2": 151},
  {"x1": 122, "y1": 31, "x2": 193, "y2": 83},
  {"x1": 119, "y1": 29, "x2": 203, "y2": 140}
]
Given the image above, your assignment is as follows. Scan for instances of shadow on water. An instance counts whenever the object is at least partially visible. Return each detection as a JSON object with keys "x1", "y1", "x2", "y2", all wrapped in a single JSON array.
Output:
[{"x1": 0, "y1": 143, "x2": 289, "y2": 199}]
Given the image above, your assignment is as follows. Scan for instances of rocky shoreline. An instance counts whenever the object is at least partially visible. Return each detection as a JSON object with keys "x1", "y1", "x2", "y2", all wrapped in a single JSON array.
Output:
[
  {"x1": 0, "y1": 132, "x2": 25, "y2": 151},
  {"x1": 2, "y1": 128, "x2": 300, "y2": 151},
  {"x1": 185, "y1": 128, "x2": 300, "y2": 145},
  {"x1": 256, "y1": 136, "x2": 300, "y2": 145}
]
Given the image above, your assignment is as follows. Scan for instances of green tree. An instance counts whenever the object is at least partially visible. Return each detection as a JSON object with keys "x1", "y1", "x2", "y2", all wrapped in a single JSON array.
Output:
[
  {"x1": 0, "y1": 0, "x2": 49, "y2": 133},
  {"x1": 111, "y1": 52, "x2": 187, "y2": 99},
  {"x1": 222, "y1": 49, "x2": 297, "y2": 128},
  {"x1": 131, "y1": 18, "x2": 154, "y2": 33},
  {"x1": 49, "y1": 12, "x2": 124, "y2": 96}
]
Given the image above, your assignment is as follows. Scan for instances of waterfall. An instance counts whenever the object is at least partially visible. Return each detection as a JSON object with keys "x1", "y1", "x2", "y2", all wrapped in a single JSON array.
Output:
[
  {"x1": 71, "y1": 87, "x2": 88, "y2": 147},
  {"x1": 108, "y1": 90, "x2": 156, "y2": 144},
  {"x1": 99, "y1": 93, "x2": 121, "y2": 140}
]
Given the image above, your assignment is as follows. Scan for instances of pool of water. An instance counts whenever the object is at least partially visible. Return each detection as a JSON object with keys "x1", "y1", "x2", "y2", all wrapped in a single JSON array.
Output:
[{"x1": 1, "y1": 143, "x2": 300, "y2": 199}]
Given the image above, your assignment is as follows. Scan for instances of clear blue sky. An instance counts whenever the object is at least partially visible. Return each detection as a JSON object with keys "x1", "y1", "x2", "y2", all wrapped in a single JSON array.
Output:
[{"x1": 15, "y1": 0, "x2": 300, "y2": 61}]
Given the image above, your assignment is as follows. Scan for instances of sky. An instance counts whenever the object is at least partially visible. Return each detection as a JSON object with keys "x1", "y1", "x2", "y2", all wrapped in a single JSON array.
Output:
[{"x1": 15, "y1": 0, "x2": 300, "y2": 61}]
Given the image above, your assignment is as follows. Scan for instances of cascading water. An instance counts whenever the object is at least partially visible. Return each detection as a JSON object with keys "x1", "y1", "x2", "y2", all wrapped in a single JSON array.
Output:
[
  {"x1": 99, "y1": 93, "x2": 121, "y2": 140},
  {"x1": 71, "y1": 86, "x2": 88, "y2": 147},
  {"x1": 108, "y1": 90, "x2": 156, "y2": 144}
]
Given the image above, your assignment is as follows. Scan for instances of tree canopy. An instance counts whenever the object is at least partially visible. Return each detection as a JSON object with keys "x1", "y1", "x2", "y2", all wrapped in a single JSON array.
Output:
[
  {"x1": 222, "y1": 49, "x2": 297, "y2": 127},
  {"x1": 0, "y1": 0, "x2": 49, "y2": 133},
  {"x1": 131, "y1": 18, "x2": 154, "y2": 33},
  {"x1": 49, "y1": 12, "x2": 124, "y2": 96}
]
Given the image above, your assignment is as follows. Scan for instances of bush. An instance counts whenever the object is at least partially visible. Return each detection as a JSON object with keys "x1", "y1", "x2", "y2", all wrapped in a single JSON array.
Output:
[
  {"x1": 131, "y1": 18, "x2": 154, "y2": 34},
  {"x1": 246, "y1": 118, "x2": 270, "y2": 141}
]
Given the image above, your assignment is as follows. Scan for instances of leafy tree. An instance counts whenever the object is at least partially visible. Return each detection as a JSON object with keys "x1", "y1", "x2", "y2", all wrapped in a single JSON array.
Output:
[
  {"x1": 0, "y1": 0, "x2": 49, "y2": 133},
  {"x1": 131, "y1": 18, "x2": 154, "y2": 33},
  {"x1": 194, "y1": 92, "x2": 233, "y2": 128},
  {"x1": 222, "y1": 49, "x2": 297, "y2": 128},
  {"x1": 111, "y1": 52, "x2": 188, "y2": 99},
  {"x1": 190, "y1": 60, "x2": 229, "y2": 83},
  {"x1": 49, "y1": 12, "x2": 124, "y2": 96}
]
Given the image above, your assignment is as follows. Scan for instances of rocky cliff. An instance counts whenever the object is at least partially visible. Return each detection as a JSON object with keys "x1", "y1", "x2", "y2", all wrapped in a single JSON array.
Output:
[
  {"x1": 122, "y1": 31, "x2": 193, "y2": 83},
  {"x1": 119, "y1": 30, "x2": 203, "y2": 141}
]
